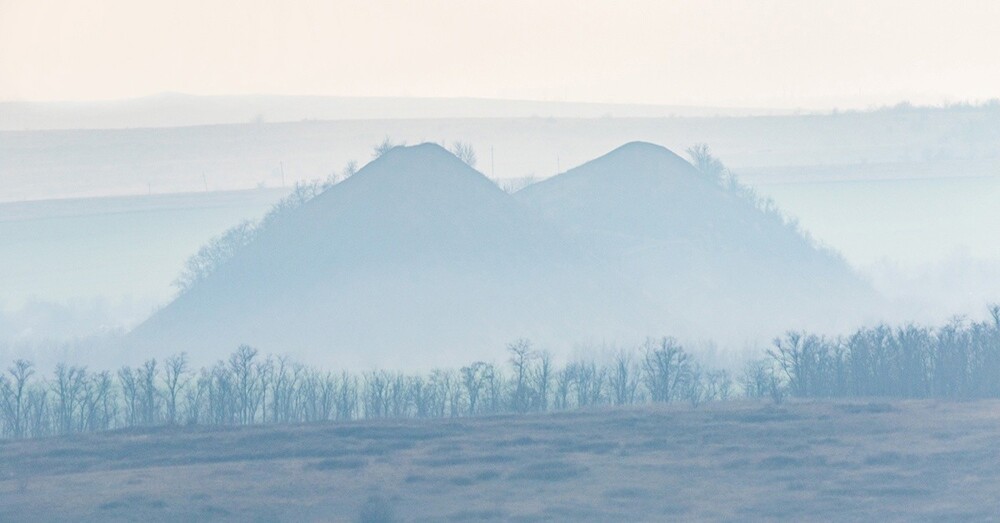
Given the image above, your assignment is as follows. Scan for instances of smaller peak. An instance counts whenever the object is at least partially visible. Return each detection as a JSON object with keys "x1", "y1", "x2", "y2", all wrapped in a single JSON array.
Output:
[
  {"x1": 605, "y1": 141, "x2": 685, "y2": 161},
  {"x1": 375, "y1": 142, "x2": 459, "y2": 163},
  {"x1": 616, "y1": 141, "x2": 670, "y2": 152},
  {"x1": 513, "y1": 141, "x2": 703, "y2": 194},
  {"x1": 350, "y1": 141, "x2": 494, "y2": 191},
  {"x1": 411, "y1": 142, "x2": 450, "y2": 152},
  {"x1": 400, "y1": 142, "x2": 451, "y2": 154},
  {"x1": 576, "y1": 142, "x2": 695, "y2": 176},
  {"x1": 365, "y1": 142, "x2": 482, "y2": 178}
]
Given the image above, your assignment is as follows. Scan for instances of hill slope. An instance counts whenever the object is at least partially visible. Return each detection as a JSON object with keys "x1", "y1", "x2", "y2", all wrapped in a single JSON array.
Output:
[
  {"x1": 135, "y1": 142, "x2": 876, "y2": 366},
  {"x1": 515, "y1": 142, "x2": 877, "y2": 340},
  {"x1": 133, "y1": 144, "x2": 641, "y2": 367}
]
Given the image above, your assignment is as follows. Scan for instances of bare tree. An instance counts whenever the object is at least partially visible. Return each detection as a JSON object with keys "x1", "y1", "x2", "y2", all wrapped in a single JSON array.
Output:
[
  {"x1": 363, "y1": 370, "x2": 392, "y2": 419},
  {"x1": 508, "y1": 339, "x2": 537, "y2": 413},
  {"x1": 78, "y1": 371, "x2": 114, "y2": 433},
  {"x1": 553, "y1": 367, "x2": 573, "y2": 410},
  {"x1": 483, "y1": 364, "x2": 505, "y2": 415},
  {"x1": 183, "y1": 371, "x2": 206, "y2": 425},
  {"x1": 174, "y1": 220, "x2": 257, "y2": 293},
  {"x1": 163, "y1": 353, "x2": 189, "y2": 425},
  {"x1": 228, "y1": 346, "x2": 261, "y2": 424},
  {"x1": 569, "y1": 360, "x2": 606, "y2": 408},
  {"x1": 494, "y1": 174, "x2": 538, "y2": 194},
  {"x1": 641, "y1": 337, "x2": 691, "y2": 403},
  {"x1": 52, "y1": 364, "x2": 86, "y2": 434},
  {"x1": 343, "y1": 160, "x2": 359, "y2": 179},
  {"x1": 768, "y1": 332, "x2": 839, "y2": 398},
  {"x1": 0, "y1": 374, "x2": 13, "y2": 437},
  {"x1": 268, "y1": 356, "x2": 301, "y2": 423},
  {"x1": 388, "y1": 372, "x2": 408, "y2": 418},
  {"x1": 372, "y1": 136, "x2": 399, "y2": 159},
  {"x1": 685, "y1": 143, "x2": 727, "y2": 185},
  {"x1": 138, "y1": 359, "x2": 160, "y2": 426},
  {"x1": 609, "y1": 351, "x2": 639, "y2": 406},
  {"x1": 0, "y1": 360, "x2": 34, "y2": 438},
  {"x1": 740, "y1": 359, "x2": 775, "y2": 399},
  {"x1": 450, "y1": 141, "x2": 477, "y2": 168},
  {"x1": 460, "y1": 362, "x2": 490, "y2": 416},
  {"x1": 26, "y1": 386, "x2": 49, "y2": 438},
  {"x1": 408, "y1": 375, "x2": 432, "y2": 418},
  {"x1": 419, "y1": 371, "x2": 459, "y2": 419},
  {"x1": 704, "y1": 370, "x2": 734, "y2": 401},
  {"x1": 118, "y1": 366, "x2": 140, "y2": 427},
  {"x1": 336, "y1": 372, "x2": 358, "y2": 421},
  {"x1": 533, "y1": 351, "x2": 553, "y2": 412}
]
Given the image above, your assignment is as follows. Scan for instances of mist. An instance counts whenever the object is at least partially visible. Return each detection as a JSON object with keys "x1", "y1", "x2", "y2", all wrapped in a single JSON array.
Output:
[
  {"x1": 3, "y1": 105, "x2": 999, "y2": 367},
  {"x1": 4, "y1": 1, "x2": 1000, "y2": 520}
]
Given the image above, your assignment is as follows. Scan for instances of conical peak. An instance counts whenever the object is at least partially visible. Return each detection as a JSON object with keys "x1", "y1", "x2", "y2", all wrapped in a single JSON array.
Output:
[
  {"x1": 369, "y1": 142, "x2": 467, "y2": 171},
  {"x1": 585, "y1": 141, "x2": 696, "y2": 174},
  {"x1": 608, "y1": 141, "x2": 677, "y2": 157},
  {"x1": 347, "y1": 142, "x2": 493, "y2": 188},
  {"x1": 515, "y1": 142, "x2": 702, "y2": 198}
]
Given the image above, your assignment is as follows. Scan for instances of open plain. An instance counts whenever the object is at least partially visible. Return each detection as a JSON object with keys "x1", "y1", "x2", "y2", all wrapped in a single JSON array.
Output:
[{"x1": 2, "y1": 400, "x2": 999, "y2": 521}]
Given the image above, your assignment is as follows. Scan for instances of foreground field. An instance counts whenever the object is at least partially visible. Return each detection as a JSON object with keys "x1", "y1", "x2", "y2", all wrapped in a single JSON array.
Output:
[{"x1": 2, "y1": 400, "x2": 998, "y2": 521}]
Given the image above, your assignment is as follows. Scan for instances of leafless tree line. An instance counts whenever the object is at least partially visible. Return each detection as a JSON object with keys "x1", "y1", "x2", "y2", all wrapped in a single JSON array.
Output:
[
  {"x1": 0, "y1": 338, "x2": 732, "y2": 440},
  {"x1": 5, "y1": 309, "x2": 997, "y2": 440},
  {"x1": 763, "y1": 307, "x2": 1000, "y2": 400}
]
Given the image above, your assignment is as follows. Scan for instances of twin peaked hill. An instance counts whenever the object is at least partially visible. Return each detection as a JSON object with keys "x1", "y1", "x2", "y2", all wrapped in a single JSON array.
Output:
[{"x1": 134, "y1": 143, "x2": 876, "y2": 367}]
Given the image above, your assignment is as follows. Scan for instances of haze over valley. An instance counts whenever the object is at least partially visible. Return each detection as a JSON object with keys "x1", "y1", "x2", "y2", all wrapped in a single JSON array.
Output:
[
  {"x1": 3, "y1": 102, "x2": 999, "y2": 364},
  {"x1": 4, "y1": 3, "x2": 1000, "y2": 520}
]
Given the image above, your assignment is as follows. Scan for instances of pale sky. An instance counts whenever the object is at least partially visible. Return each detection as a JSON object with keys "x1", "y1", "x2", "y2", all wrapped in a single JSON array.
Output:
[{"x1": 2, "y1": 0, "x2": 999, "y2": 108}]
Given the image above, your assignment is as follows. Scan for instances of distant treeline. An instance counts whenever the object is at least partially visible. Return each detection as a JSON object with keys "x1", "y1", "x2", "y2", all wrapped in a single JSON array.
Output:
[
  {"x1": 1, "y1": 308, "x2": 998, "y2": 440},
  {"x1": 768, "y1": 307, "x2": 1000, "y2": 399}
]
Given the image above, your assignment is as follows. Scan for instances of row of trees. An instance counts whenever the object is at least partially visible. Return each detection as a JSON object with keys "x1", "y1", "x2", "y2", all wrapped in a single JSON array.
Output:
[
  {"x1": 3, "y1": 309, "x2": 1000, "y2": 440},
  {"x1": 768, "y1": 307, "x2": 1000, "y2": 399},
  {"x1": 0, "y1": 338, "x2": 728, "y2": 440}
]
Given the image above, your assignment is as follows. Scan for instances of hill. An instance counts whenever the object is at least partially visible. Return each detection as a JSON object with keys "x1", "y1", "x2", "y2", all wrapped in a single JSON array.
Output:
[
  {"x1": 516, "y1": 142, "x2": 877, "y2": 340},
  {"x1": 134, "y1": 142, "x2": 876, "y2": 366},
  {"x1": 132, "y1": 144, "x2": 641, "y2": 367}
]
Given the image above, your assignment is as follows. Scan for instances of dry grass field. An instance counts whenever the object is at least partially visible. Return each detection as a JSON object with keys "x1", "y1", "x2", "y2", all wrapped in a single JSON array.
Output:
[{"x1": 2, "y1": 400, "x2": 1000, "y2": 521}]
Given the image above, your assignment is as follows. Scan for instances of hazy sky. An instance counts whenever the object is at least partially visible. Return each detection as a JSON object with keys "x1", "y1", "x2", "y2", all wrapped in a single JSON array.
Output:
[{"x1": 2, "y1": 0, "x2": 999, "y2": 108}]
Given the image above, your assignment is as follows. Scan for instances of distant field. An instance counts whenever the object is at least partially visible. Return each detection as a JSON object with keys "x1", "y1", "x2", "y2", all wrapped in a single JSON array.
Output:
[
  {"x1": 0, "y1": 189, "x2": 285, "y2": 310},
  {"x1": 763, "y1": 175, "x2": 1000, "y2": 266},
  {"x1": 2, "y1": 400, "x2": 998, "y2": 521},
  {"x1": 4, "y1": 110, "x2": 999, "y2": 202}
]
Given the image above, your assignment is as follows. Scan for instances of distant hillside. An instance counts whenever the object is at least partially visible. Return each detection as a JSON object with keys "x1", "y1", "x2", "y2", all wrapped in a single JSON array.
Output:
[
  {"x1": 516, "y1": 142, "x2": 878, "y2": 340},
  {"x1": 133, "y1": 142, "x2": 877, "y2": 367},
  {"x1": 0, "y1": 93, "x2": 770, "y2": 131},
  {"x1": 132, "y1": 144, "x2": 645, "y2": 367},
  {"x1": 5, "y1": 106, "x2": 999, "y2": 203}
]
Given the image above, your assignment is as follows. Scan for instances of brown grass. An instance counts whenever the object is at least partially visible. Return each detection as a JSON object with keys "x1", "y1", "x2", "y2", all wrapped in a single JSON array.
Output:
[{"x1": 2, "y1": 400, "x2": 1000, "y2": 521}]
